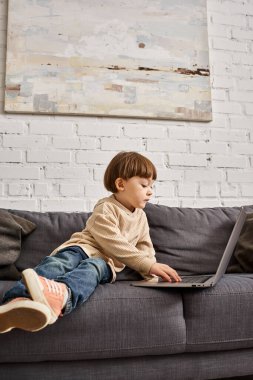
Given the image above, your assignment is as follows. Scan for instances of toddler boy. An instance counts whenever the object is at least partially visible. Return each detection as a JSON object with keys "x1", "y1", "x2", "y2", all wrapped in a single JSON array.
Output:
[{"x1": 0, "y1": 151, "x2": 181, "y2": 333}]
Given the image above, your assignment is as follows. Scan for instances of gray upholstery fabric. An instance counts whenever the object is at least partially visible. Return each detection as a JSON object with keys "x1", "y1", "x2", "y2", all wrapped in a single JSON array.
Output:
[
  {"x1": 10, "y1": 203, "x2": 253, "y2": 279},
  {"x1": 1, "y1": 205, "x2": 253, "y2": 380},
  {"x1": 230, "y1": 213, "x2": 253, "y2": 273},
  {"x1": 0, "y1": 281, "x2": 185, "y2": 362},
  {"x1": 0, "y1": 209, "x2": 36, "y2": 280},
  {"x1": 184, "y1": 274, "x2": 253, "y2": 352},
  {"x1": 1, "y1": 349, "x2": 253, "y2": 380},
  {"x1": 10, "y1": 210, "x2": 91, "y2": 272},
  {"x1": 0, "y1": 209, "x2": 36, "y2": 265},
  {"x1": 0, "y1": 281, "x2": 15, "y2": 300},
  {"x1": 145, "y1": 203, "x2": 253, "y2": 275}
]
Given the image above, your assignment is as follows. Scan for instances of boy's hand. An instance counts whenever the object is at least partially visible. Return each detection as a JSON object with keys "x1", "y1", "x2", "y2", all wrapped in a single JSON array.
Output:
[{"x1": 149, "y1": 263, "x2": 182, "y2": 282}]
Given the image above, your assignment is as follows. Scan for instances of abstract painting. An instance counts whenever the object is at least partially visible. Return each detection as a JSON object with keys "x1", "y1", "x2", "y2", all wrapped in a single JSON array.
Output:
[{"x1": 5, "y1": 0, "x2": 212, "y2": 121}]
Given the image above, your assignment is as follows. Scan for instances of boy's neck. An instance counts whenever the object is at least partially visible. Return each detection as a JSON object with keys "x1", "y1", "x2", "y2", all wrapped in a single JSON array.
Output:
[{"x1": 113, "y1": 193, "x2": 135, "y2": 213}]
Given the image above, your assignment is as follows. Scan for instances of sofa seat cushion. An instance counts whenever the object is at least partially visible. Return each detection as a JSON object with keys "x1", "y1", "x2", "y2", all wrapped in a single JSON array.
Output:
[
  {"x1": 0, "y1": 281, "x2": 185, "y2": 363},
  {"x1": 183, "y1": 274, "x2": 253, "y2": 352}
]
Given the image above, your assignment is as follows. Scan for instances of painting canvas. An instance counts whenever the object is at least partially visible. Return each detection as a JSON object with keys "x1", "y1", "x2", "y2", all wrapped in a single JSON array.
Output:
[{"x1": 5, "y1": 0, "x2": 212, "y2": 121}]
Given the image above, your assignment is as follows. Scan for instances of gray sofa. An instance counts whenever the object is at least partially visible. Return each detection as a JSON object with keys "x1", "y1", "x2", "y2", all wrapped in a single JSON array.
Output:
[{"x1": 1, "y1": 203, "x2": 253, "y2": 380}]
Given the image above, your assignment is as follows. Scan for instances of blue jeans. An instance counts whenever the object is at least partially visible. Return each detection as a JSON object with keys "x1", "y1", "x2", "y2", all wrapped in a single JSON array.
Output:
[{"x1": 3, "y1": 246, "x2": 112, "y2": 315}]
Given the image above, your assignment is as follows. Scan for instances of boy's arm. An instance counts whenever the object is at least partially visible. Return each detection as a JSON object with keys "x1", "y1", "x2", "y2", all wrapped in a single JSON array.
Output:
[{"x1": 135, "y1": 218, "x2": 181, "y2": 282}]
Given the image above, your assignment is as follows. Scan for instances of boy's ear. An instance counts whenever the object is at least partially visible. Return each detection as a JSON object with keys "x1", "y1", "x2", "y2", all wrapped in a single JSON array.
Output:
[{"x1": 115, "y1": 177, "x2": 125, "y2": 192}]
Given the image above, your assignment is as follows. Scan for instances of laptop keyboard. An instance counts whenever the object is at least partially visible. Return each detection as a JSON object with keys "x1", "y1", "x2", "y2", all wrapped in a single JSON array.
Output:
[{"x1": 180, "y1": 275, "x2": 212, "y2": 283}]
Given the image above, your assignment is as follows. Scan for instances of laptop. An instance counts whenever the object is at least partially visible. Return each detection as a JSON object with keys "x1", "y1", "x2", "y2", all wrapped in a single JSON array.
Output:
[{"x1": 132, "y1": 208, "x2": 247, "y2": 289}]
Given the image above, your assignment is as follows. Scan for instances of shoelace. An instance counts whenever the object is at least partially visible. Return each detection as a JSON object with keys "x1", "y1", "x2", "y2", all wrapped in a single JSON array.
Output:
[{"x1": 43, "y1": 277, "x2": 64, "y2": 296}]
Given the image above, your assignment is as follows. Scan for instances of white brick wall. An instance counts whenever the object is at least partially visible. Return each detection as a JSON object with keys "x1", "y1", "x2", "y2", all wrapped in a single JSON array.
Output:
[{"x1": 0, "y1": 0, "x2": 253, "y2": 211}]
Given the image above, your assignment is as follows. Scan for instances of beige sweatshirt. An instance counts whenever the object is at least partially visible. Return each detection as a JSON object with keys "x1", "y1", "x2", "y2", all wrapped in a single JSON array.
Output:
[{"x1": 52, "y1": 195, "x2": 157, "y2": 282}]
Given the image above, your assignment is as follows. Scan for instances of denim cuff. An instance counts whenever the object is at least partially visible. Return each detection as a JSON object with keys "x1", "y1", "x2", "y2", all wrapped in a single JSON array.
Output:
[{"x1": 62, "y1": 287, "x2": 72, "y2": 316}]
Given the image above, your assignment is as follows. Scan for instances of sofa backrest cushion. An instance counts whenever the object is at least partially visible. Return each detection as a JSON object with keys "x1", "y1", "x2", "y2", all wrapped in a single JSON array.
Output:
[
  {"x1": 8, "y1": 203, "x2": 253, "y2": 278},
  {"x1": 145, "y1": 203, "x2": 253, "y2": 275},
  {"x1": 230, "y1": 212, "x2": 253, "y2": 273},
  {"x1": 10, "y1": 210, "x2": 91, "y2": 272}
]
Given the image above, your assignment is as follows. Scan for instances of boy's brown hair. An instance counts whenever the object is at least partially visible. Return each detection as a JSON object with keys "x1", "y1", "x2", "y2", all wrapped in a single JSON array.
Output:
[{"x1": 104, "y1": 151, "x2": 157, "y2": 193}]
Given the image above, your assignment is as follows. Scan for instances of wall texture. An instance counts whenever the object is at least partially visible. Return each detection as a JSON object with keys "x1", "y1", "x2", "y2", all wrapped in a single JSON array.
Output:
[{"x1": 0, "y1": 0, "x2": 253, "y2": 212}]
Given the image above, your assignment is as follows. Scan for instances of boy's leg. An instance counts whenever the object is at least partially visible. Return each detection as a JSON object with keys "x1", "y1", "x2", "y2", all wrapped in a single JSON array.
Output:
[
  {"x1": 22, "y1": 257, "x2": 112, "y2": 321},
  {"x1": 2, "y1": 280, "x2": 29, "y2": 303},
  {"x1": 2, "y1": 246, "x2": 86, "y2": 304},
  {"x1": 34, "y1": 246, "x2": 87, "y2": 279},
  {"x1": 57, "y1": 257, "x2": 112, "y2": 313},
  {"x1": 0, "y1": 246, "x2": 87, "y2": 333}
]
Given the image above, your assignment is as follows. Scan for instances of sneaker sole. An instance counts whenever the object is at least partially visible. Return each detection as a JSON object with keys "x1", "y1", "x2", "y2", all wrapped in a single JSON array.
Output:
[
  {"x1": 22, "y1": 269, "x2": 57, "y2": 324},
  {"x1": 0, "y1": 300, "x2": 51, "y2": 333}
]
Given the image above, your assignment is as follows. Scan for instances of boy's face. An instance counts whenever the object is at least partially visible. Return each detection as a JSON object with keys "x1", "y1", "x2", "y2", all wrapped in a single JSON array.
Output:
[{"x1": 114, "y1": 176, "x2": 154, "y2": 212}]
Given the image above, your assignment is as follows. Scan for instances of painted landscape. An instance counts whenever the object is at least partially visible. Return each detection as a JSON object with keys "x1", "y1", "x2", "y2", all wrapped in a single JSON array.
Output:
[{"x1": 5, "y1": 0, "x2": 212, "y2": 121}]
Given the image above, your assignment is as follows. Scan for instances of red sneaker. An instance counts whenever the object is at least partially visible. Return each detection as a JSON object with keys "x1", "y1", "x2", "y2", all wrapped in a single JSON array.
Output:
[
  {"x1": 22, "y1": 269, "x2": 68, "y2": 324},
  {"x1": 0, "y1": 297, "x2": 51, "y2": 333}
]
